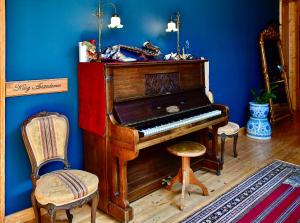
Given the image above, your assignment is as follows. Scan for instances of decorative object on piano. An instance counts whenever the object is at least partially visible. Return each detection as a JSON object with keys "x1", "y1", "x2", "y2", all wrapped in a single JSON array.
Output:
[
  {"x1": 247, "y1": 88, "x2": 274, "y2": 140},
  {"x1": 96, "y1": 0, "x2": 123, "y2": 55},
  {"x1": 164, "y1": 52, "x2": 181, "y2": 60},
  {"x1": 259, "y1": 24, "x2": 293, "y2": 124},
  {"x1": 164, "y1": 39, "x2": 193, "y2": 61},
  {"x1": 79, "y1": 42, "x2": 89, "y2": 62},
  {"x1": 119, "y1": 44, "x2": 160, "y2": 58},
  {"x1": 102, "y1": 45, "x2": 136, "y2": 62},
  {"x1": 164, "y1": 52, "x2": 194, "y2": 61},
  {"x1": 101, "y1": 43, "x2": 161, "y2": 61},
  {"x1": 143, "y1": 41, "x2": 161, "y2": 55},
  {"x1": 79, "y1": 40, "x2": 98, "y2": 62}
]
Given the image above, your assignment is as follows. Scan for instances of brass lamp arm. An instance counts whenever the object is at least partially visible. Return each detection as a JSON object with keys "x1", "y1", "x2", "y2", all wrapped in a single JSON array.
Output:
[{"x1": 97, "y1": 0, "x2": 118, "y2": 54}]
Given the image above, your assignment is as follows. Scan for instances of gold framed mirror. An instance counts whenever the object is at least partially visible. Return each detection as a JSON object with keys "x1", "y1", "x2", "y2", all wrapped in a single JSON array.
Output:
[{"x1": 259, "y1": 24, "x2": 293, "y2": 124}]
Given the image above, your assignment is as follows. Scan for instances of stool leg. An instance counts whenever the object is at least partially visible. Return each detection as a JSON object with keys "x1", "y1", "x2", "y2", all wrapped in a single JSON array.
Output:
[
  {"x1": 180, "y1": 157, "x2": 190, "y2": 210},
  {"x1": 189, "y1": 168, "x2": 208, "y2": 196},
  {"x1": 180, "y1": 169, "x2": 187, "y2": 210},
  {"x1": 233, "y1": 134, "x2": 238, "y2": 158},
  {"x1": 220, "y1": 134, "x2": 226, "y2": 164},
  {"x1": 165, "y1": 168, "x2": 182, "y2": 191}
]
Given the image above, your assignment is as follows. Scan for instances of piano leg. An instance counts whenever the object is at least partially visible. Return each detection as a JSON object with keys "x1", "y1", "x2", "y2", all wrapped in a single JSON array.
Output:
[
  {"x1": 109, "y1": 143, "x2": 139, "y2": 223},
  {"x1": 202, "y1": 123, "x2": 226, "y2": 175}
]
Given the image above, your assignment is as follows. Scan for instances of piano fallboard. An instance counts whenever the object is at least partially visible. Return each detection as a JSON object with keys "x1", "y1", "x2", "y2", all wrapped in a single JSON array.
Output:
[{"x1": 114, "y1": 89, "x2": 211, "y2": 126}]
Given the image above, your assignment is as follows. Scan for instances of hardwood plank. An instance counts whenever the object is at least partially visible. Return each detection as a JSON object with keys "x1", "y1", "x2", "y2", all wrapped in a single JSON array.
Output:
[
  {"x1": 6, "y1": 112, "x2": 300, "y2": 222},
  {"x1": 0, "y1": 0, "x2": 5, "y2": 221}
]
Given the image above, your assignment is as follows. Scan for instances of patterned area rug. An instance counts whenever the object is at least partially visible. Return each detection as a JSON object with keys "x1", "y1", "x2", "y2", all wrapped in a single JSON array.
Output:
[{"x1": 182, "y1": 160, "x2": 300, "y2": 223}]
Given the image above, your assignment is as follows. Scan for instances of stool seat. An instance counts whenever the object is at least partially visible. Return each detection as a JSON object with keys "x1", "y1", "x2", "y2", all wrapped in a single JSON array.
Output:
[
  {"x1": 167, "y1": 141, "x2": 206, "y2": 157},
  {"x1": 218, "y1": 122, "x2": 240, "y2": 136}
]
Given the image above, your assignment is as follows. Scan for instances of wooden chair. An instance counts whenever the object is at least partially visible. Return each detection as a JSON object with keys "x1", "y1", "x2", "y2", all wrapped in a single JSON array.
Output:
[
  {"x1": 166, "y1": 141, "x2": 208, "y2": 210},
  {"x1": 21, "y1": 112, "x2": 99, "y2": 223},
  {"x1": 207, "y1": 91, "x2": 239, "y2": 164}
]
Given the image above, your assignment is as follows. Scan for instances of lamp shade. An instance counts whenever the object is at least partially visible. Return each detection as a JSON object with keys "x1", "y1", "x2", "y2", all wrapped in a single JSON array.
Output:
[
  {"x1": 166, "y1": 21, "x2": 178, "y2": 32},
  {"x1": 108, "y1": 14, "x2": 123, "y2": 28}
]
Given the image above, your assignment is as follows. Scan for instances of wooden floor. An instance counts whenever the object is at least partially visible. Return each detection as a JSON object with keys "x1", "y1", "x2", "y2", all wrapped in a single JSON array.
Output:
[{"x1": 21, "y1": 112, "x2": 300, "y2": 223}]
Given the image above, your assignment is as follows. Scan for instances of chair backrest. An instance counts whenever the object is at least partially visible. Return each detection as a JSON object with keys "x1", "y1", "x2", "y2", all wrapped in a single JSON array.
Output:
[{"x1": 21, "y1": 112, "x2": 69, "y2": 184}]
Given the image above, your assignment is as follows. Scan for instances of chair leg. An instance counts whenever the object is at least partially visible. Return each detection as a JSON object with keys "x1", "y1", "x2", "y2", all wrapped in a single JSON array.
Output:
[
  {"x1": 233, "y1": 134, "x2": 238, "y2": 158},
  {"x1": 50, "y1": 210, "x2": 56, "y2": 223},
  {"x1": 31, "y1": 192, "x2": 41, "y2": 223},
  {"x1": 220, "y1": 134, "x2": 226, "y2": 164},
  {"x1": 66, "y1": 210, "x2": 73, "y2": 223},
  {"x1": 91, "y1": 191, "x2": 99, "y2": 223}
]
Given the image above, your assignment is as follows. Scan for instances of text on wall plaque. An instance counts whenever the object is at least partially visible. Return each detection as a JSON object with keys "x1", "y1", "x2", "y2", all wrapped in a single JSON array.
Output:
[{"x1": 5, "y1": 78, "x2": 68, "y2": 97}]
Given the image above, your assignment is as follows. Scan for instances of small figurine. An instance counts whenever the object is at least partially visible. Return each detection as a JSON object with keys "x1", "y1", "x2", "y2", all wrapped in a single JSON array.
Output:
[{"x1": 82, "y1": 40, "x2": 98, "y2": 61}]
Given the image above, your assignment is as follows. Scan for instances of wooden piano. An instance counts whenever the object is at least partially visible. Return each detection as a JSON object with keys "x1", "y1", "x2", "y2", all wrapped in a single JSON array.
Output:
[{"x1": 78, "y1": 60, "x2": 228, "y2": 222}]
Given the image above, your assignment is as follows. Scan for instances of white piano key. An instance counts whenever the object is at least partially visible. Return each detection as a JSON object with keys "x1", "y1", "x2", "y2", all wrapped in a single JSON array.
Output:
[{"x1": 140, "y1": 110, "x2": 222, "y2": 136}]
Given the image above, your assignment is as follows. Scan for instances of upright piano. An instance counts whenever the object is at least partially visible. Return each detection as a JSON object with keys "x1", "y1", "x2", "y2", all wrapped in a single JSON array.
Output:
[{"x1": 78, "y1": 60, "x2": 228, "y2": 222}]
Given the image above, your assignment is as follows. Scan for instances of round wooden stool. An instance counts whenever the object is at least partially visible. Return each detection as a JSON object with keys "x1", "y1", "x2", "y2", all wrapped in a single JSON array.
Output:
[
  {"x1": 218, "y1": 122, "x2": 240, "y2": 164},
  {"x1": 166, "y1": 141, "x2": 209, "y2": 210}
]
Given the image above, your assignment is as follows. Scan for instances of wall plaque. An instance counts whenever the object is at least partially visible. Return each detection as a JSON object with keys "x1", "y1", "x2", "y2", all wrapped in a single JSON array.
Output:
[{"x1": 5, "y1": 78, "x2": 68, "y2": 97}]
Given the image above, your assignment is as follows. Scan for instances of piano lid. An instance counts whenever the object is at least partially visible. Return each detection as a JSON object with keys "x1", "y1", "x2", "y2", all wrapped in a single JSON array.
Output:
[{"x1": 113, "y1": 89, "x2": 211, "y2": 126}]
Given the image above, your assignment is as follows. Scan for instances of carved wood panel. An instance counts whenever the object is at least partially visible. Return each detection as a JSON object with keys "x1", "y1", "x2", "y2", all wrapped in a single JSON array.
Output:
[{"x1": 145, "y1": 72, "x2": 180, "y2": 96}]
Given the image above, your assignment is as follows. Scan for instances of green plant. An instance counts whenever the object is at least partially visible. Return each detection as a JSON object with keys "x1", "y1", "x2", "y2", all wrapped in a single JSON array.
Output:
[
  {"x1": 161, "y1": 176, "x2": 172, "y2": 186},
  {"x1": 251, "y1": 86, "x2": 276, "y2": 104}
]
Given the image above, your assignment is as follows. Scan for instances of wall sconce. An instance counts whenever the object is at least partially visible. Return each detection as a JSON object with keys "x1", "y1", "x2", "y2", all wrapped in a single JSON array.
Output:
[
  {"x1": 166, "y1": 12, "x2": 180, "y2": 55},
  {"x1": 96, "y1": 0, "x2": 123, "y2": 54}
]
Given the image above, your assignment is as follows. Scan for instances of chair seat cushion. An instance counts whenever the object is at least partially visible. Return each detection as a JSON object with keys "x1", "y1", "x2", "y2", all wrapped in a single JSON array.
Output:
[
  {"x1": 218, "y1": 122, "x2": 240, "y2": 136},
  {"x1": 35, "y1": 169, "x2": 98, "y2": 206},
  {"x1": 167, "y1": 141, "x2": 206, "y2": 157}
]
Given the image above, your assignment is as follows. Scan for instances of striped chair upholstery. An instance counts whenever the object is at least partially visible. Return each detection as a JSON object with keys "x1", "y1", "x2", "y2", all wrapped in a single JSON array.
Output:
[
  {"x1": 24, "y1": 114, "x2": 67, "y2": 166},
  {"x1": 35, "y1": 169, "x2": 98, "y2": 206}
]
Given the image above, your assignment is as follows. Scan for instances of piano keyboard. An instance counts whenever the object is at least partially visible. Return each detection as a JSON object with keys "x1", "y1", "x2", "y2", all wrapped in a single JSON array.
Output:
[{"x1": 139, "y1": 110, "x2": 222, "y2": 137}]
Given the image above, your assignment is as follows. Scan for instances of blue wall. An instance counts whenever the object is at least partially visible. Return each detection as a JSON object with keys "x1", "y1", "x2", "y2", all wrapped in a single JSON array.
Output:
[{"x1": 5, "y1": 0, "x2": 279, "y2": 215}]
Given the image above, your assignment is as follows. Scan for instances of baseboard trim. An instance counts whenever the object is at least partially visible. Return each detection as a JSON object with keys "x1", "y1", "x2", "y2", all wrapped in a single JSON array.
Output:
[
  {"x1": 239, "y1": 127, "x2": 246, "y2": 135},
  {"x1": 5, "y1": 207, "x2": 40, "y2": 223}
]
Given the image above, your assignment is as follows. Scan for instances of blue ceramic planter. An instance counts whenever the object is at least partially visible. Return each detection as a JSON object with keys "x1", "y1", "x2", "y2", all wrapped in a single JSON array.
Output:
[{"x1": 247, "y1": 102, "x2": 271, "y2": 140}]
